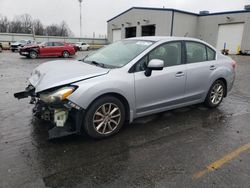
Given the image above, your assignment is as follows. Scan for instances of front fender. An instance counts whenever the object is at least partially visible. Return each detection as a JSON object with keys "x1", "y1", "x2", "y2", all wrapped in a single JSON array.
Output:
[{"x1": 67, "y1": 73, "x2": 135, "y2": 118}]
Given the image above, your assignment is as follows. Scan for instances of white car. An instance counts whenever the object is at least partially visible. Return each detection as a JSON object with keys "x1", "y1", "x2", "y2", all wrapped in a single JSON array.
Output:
[{"x1": 75, "y1": 42, "x2": 90, "y2": 51}]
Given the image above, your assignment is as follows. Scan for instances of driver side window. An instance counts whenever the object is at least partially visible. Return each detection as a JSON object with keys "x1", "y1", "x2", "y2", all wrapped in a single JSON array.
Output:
[
  {"x1": 134, "y1": 41, "x2": 182, "y2": 72},
  {"x1": 46, "y1": 42, "x2": 53, "y2": 47}
]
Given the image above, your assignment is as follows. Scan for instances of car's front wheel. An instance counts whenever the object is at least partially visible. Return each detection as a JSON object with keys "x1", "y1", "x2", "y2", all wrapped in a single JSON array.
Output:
[
  {"x1": 83, "y1": 96, "x2": 126, "y2": 139},
  {"x1": 205, "y1": 80, "x2": 225, "y2": 108},
  {"x1": 29, "y1": 51, "x2": 38, "y2": 59},
  {"x1": 62, "y1": 51, "x2": 70, "y2": 58}
]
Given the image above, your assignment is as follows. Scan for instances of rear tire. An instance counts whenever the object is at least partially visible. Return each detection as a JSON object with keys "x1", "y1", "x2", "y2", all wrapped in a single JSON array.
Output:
[
  {"x1": 29, "y1": 51, "x2": 38, "y2": 59},
  {"x1": 83, "y1": 96, "x2": 126, "y2": 139},
  {"x1": 204, "y1": 80, "x2": 225, "y2": 108},
  {"x1": 62, "y1": 51, "x2": 70, "y2": 58}
]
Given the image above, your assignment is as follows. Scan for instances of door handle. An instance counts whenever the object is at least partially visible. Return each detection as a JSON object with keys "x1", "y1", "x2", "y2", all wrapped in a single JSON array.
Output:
[
  {"x1": 210, "y1": 65, "x2": 216, "y2": 70},
  {"x1": 175, "y1": 71, "x2": 185, "y2": 77}
]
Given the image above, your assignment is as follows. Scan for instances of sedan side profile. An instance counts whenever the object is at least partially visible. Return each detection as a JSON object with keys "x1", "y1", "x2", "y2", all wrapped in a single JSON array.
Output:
[
  {"x1": 19, "y1": 41, "x2": 76, "y2": 58},
  {"x1": 14, "y1": 37, "x2": 236, "y2": 139}
]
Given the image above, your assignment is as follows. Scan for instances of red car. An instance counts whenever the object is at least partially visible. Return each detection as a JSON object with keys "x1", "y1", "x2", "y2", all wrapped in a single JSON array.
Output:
[{"x1": 19, "y1": 41, "x2": 76, "y2": 59}]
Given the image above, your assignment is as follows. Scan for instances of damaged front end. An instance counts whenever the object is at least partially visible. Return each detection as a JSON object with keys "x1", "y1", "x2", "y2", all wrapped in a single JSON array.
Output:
[{"x1": 14, "y1": 85, "x2": 84, "y2": 139}]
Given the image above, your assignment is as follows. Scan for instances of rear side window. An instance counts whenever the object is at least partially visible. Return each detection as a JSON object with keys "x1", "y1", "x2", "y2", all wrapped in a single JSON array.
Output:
[
  {"x1": 207, "y1": 47, "x2": 216, "y2": 61},
  {"x1": 54, "y1": 42, "x2": 64, "y2": 46},
  {"x1": 186, "y1": 42, "x2": 207, "y2": 63}
]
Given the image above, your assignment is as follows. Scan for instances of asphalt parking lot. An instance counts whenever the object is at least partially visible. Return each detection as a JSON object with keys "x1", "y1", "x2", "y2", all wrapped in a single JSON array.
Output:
[{"x1": 0, "y1": 51, "x2": 250, "y2": 188}]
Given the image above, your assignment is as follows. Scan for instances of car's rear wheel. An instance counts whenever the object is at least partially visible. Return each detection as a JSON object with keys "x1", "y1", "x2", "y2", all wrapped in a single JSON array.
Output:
[
  {"x1": 62, "y1": 51, "x2": 70, "y2": 58},
  {"x1": 29, "y1": 51, "x2": 38, "y2": 59},
  {"x1": 83, "y1": 96, "x2": 125, "y2": 139},
  {"x1": 205, "y1": 80, "x2": 225, "y2": 108}
]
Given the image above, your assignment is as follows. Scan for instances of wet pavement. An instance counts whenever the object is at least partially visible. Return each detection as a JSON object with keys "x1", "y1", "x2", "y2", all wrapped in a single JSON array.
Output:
[{"x1": 0, "y1": 51, "x2": 250, "y2": 188}]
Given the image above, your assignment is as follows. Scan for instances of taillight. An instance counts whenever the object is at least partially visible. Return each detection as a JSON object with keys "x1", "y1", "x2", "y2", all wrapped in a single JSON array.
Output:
[{"x1": 232, "y1": 60, "x2": 237, "y2": 69}]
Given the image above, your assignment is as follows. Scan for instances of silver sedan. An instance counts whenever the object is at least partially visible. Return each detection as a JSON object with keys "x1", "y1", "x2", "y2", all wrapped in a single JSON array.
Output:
[{"x1": 14, "y1": 37, "x2": 236, "y2": 139}]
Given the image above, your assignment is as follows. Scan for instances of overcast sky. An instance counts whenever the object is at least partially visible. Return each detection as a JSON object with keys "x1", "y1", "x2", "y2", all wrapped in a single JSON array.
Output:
[{"x1": 0, "y1": 0, "x2": 249, "y2": 38}]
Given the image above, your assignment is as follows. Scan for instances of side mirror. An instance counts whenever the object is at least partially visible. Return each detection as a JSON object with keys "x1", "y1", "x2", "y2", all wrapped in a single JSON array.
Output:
[{"x1": 145, "y1": 59, "x2": 164, "y2": 77}]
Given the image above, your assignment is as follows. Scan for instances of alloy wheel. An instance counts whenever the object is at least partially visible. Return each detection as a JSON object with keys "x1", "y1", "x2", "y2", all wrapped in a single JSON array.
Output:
[
  {"x1": 93, "y1": 103, "x2": 121, "y2": 135},
  {"x1": 210, "y1": 83, "x2": 224, "y2": 105},
  {"x1": 30, "y1": 51, "x2": 37, "y2": 59}
]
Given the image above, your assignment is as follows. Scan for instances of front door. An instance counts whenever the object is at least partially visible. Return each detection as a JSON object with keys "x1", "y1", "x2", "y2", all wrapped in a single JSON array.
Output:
[
  {"x1": 39, "y1": 42, "x2": 54, "y2": 56},
  {"x1": 134, "y1": 41, "x2": 186, "y2": 117}
]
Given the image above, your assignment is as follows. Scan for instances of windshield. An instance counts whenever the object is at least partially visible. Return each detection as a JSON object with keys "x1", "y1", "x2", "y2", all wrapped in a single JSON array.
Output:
[
  {"x1": 19, "y1": 40, "x2": 27, "y2": 44},
  {"x1": 39, "y1": 42, "x2": 46, "y2": 46},
  {"x1": 84, "y1": 40, "x2": 153, "y2": 68}
]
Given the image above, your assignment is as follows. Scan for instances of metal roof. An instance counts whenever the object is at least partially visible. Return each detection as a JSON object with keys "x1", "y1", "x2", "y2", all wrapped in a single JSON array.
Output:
[{"x1": 107, "y1": 7, "x2": 250, "y2": 22}]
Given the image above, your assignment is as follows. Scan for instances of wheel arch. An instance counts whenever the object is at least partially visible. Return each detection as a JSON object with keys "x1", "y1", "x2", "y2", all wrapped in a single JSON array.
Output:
[
  {"x1": 87, "y1": 92, "x2": 131, "y2": 122},
  {"x1": 62, "y1": 50, "x2": 70, "y2": 55},
  {"x1": 214, "y1": 77, "x2": 227, "y2": 97}
]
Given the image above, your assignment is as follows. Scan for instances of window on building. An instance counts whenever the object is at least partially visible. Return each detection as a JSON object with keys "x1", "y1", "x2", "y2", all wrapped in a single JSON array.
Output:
[
  {"x1": 141, "y1": 25, "x2": 155, "y2": 36},
  {"x1": 125, "y1": 27, "x2": 136, "y2": 38}
]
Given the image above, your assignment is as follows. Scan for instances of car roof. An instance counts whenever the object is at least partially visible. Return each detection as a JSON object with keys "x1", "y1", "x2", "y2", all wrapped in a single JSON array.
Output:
[{"x1": 125, "y1": 36, "x2": 204, "y2": 43}]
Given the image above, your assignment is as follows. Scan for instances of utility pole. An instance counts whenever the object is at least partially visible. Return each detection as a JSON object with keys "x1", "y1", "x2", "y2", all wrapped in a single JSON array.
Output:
[{"x1": 78, "y1": 0, "x2": 83, "y2": 38}]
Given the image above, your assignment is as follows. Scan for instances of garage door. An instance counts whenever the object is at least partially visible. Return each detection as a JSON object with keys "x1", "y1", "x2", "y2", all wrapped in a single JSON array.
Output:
[
  {"x1": 216, "y1": 23, "x2": 244, "y2": 54},
  {"x1": 112, "y1": 29, "x2": 121, "y2": 42}
]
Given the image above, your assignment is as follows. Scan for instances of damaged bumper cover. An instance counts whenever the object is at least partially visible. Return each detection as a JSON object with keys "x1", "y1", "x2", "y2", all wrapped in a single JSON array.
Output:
[{"x1": 14, "y1": 85, "x2": 85, "y2": 139}]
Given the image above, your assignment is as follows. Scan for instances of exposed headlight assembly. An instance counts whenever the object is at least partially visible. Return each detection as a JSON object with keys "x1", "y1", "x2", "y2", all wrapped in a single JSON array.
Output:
[{"x1": 40, "y1": 86, "x2": 76, "y2": 104}]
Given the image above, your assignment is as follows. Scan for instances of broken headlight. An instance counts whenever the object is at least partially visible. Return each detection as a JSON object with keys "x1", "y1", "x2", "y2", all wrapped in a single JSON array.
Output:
[{"x1": 39, "y1": 86, "x2": 76, "y2": 104}]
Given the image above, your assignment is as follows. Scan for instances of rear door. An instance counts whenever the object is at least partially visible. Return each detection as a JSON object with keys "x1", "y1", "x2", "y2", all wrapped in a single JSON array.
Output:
[
  {"x1": 134, "y1": 41, "x2": 187, "y2": 117},
  {"x1": 184, "y1": 41, "x2": 217, "y2": 101},
  {"x1": 53, "y1": 42, "x2": 65, "y2": 56}
]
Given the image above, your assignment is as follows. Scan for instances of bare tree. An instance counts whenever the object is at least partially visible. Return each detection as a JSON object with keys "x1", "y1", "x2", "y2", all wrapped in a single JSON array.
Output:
[
  {"x1": 1, "y1": 14, "x2": 72, "y2": 37},
  {"x1": 20, "y1": 14, "x2": 33, "y2": 33},
  {"x1": 0, "y1": 15, "x2": 9, "y2": 32},
  {"x1": 59, "y1": 21, "x2": 73, "y2": 37},
  {"x1": 33, "y1": 19, "x2": 44, "y2": 35},
  {"x1": 9, "y1": 17, "x2": 22, "y2": 33}
]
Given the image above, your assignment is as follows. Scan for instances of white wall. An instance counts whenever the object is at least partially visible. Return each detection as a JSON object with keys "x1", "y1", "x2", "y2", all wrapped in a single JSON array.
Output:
[{"x1": 0, "y1": 33, "x2": 108, "y2": 45}]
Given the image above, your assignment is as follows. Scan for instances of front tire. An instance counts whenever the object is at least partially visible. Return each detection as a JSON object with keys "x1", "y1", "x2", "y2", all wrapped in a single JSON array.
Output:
[
  {"x1": 29, "y1": 51, "x2": 38, "y2": 59},
  {"x1": 205, "y1": 80, "x2": 225, "y2": 108},
  {"x1": 83, "y1": 96, "x2": 126, "y2": 139}
]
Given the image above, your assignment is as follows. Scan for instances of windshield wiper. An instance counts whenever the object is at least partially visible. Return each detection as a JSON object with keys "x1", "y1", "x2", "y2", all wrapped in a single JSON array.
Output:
[{"x1": 87, "y1": 61, "x2": 106, "y2": 68}]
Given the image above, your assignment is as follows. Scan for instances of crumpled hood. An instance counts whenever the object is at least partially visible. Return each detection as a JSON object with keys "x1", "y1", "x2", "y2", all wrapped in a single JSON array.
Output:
[
  {"x1": 22, "y1": 45, "x2": 39, "y2": 49},
  {"x1": 29, "y1": 60, "x2": 109, "y2": 93},
  {"x1": 11, "y1": 42, "x2": 22, "y2": 46}
]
